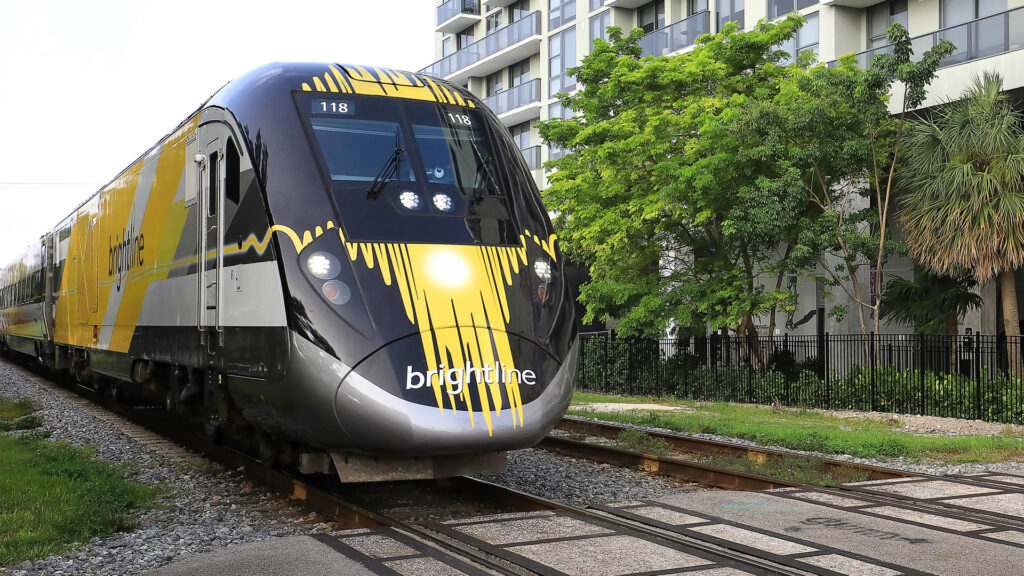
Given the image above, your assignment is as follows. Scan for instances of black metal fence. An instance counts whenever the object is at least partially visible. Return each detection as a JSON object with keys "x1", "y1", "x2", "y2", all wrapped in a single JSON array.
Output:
[{"x1": 576, "y1": 331, "x2": 1024, "y2": 423}]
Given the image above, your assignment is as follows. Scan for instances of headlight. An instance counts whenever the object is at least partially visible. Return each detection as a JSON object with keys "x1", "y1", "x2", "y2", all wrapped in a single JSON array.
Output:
[
  {"x1": 399, "y1": 190, "x2": 422, "y2": 210},
  {"x1": 432, "y1": 193, "x2": 454, "y2": 212},
  {"x1": 306, "y1": 252, "x2": 339, "y2": 280},
  {"x1": 534, "y1": 259, "x2": 552, "y2": 282}
]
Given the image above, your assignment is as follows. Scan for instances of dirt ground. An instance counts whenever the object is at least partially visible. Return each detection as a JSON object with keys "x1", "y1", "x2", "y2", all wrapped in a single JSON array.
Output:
[{"x1": 571, "y1": 402, "x2": 1024, "y2": 438}]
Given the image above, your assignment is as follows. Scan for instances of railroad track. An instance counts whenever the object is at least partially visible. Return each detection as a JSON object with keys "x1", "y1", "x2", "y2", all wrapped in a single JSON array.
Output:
[
  {"x1": 540, "y1": 415, "x2": 915, "y2": 490},
  {"x1": 19, "y1": 360, "x2": 1024, "y2": 575},
  {"x1": 10, "y1": 362, "x2": 809, "y2": 575}
]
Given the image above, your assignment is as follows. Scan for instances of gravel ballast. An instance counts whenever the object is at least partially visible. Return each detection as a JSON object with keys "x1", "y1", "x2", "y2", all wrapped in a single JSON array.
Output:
[
  {"x1": 0, "y1": 360, "x2": 700, "y2": 576},
  {"x1": 0, "y1": 361, "x2": 324, "y2": 576}
]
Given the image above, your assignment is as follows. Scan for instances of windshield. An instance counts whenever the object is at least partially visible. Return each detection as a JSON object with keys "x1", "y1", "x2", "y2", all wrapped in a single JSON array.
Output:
[
  {"x1": 311, "y1": 117, "x2": 415, "y2": 182},
  {"x1": 298, "y1": 92, "x2": 519, "y2": 245}
]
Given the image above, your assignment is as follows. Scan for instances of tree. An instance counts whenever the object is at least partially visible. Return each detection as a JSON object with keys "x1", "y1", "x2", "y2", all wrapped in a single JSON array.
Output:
[
  {"x1": 540, "y1": 16, "x2": 950, "y2": 351},
  {"x1": 880, "y1": 272, "x2": 982, "y2": 335},
  {"x1": 898, "y1": 72, "x2": 1024, "y2": 372},
  {"x1": 749, "y1": 24, "x2": 953, "y2": 337},
  {"x1": 540, "y1": 17, "x2": 816, "y2": 350}
]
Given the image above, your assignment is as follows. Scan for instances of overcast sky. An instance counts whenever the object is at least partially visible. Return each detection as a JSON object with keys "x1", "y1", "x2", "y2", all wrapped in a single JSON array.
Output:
[{"x1": 0, "y1": 0, "x2": 435, "y2": 263}]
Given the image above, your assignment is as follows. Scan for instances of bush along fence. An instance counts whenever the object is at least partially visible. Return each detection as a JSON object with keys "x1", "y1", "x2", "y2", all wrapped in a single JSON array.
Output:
[{"x1": 576, "y1": 331, "x2": 1024, "y2": 424}]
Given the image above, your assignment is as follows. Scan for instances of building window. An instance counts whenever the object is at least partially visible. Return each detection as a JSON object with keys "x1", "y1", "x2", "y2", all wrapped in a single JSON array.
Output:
[
  {"x1": 688, "y1": 0, "x2": 707, "y2": 15},
  {"x1": 456, "y1": 25, "x2": 475, "y2": 49},
  {"x1": 549, "y1": 26, "x2": 577, "y2": 97},
  {"x1": 589, "y1": 9, "x2": 611, "y2": 49},
  {"x1": 485, "y1": 71, "x2": 504, "y2": 96},
  {"x1": 510, "y1": 0, "x2": 531, "y2": 21},
  {"x1": 590, "y1": 0, "x2": 604, "y2": 10},
  {"x1": 942, "y1": 0, "x2": 1005, "y2": 26},
  {"x1": 719, "y1": 0, "x2": 745, "y2": 29},
  {"x1": 487, "y1": 9, "x2": 503, "y2": 32},
  {"x1": 868, "y1": 0, "x2": 908, "y2": 48},
  {"x1": 510, "y1": 122, "x2": 532, "y2": 149},
  {"x1": 638, "y1": 0, "x2": 665, "y2": 33},
  {"x1": 442, "y1": 36, "x2": 454, "y2": 57},
  {"x1": 767, "y1": 0, "x2": 817, "y2": 20},
  {"x1": 509, "y1": 59, "x2": 531, "y2": 87},
  {"x1": 777, "y1": 10, "x2": 818, "y2": 63},
  {"x1": 550, "y1": 0, "x2": 576, "y2": 29}
]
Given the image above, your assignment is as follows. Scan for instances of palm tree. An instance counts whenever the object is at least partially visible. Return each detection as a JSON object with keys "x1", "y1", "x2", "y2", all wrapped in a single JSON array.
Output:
[
  {"x1": 880, "y1": 272, "x2": 982, "y2": 335},
  {"x1": 898, "y1": 72, "x2": 1024, "y2": 373}
]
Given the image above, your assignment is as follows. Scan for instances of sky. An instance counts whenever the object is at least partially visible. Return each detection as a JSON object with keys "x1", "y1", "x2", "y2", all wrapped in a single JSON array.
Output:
[{"x1": 0, "y1": 0, "x2": 435, "y2": 264}]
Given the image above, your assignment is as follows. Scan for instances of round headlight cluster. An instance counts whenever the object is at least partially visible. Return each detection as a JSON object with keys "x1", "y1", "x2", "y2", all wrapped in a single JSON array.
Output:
[
  {"x1": 399, "y1": 190, "x2": 422, "y2": 211},
  {"x1": 307, "y1": 252, "x2": 339, "y2": 279},
  {"x1": 432, "y1": 193, "x2": 454, "y2": 213},
  {"x1": 533, "y1": 259, "x2": 553, "y2": 282}
]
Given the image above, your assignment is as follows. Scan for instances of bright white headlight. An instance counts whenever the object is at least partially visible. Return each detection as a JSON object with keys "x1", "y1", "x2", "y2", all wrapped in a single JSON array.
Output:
[
  {"x1": 399, "y1": 190, "x2": 422, "y2": 210},
  {"x1": 432, "y1": 193, "x2": 454, "y2": 212},
  {"x1": 534, "y1": 259, "x2": 552, "y2": 282},
  {"x1": 307, "y1": 252, "x2": 339, "y2": 280}
]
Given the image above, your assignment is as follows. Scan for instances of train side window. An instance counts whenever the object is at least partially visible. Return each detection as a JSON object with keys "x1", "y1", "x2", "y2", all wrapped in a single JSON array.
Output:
[
  {"x1": 225, "y1": 139, "x2": 240, "y2": 206},
  {"x1": 208, "y1": 151, "x2": 219, "y2": 217}
]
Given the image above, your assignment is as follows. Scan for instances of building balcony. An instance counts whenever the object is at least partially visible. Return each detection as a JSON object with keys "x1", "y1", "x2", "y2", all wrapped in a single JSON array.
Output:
[
  {"x1": 603, "y1": 0, "x2": 652, "y2": 8},
  {"x1": 420, "y1": 11, "x2": 542, "y2": 86},
  {"x1": 482, "y1": 0, "x2": 520, "y2": 7},
  {"x1": 483, "y1": 78, "x2": 542, "y2": 125},
  {"x1": 639, "y1": 11, "x2": 710, "y2": 58},
  {"x1": 520, "y1": 145, "x2": 542, "y2": 171},
  {"x1": 844, "y1": 7, "x2": 1024, "y2": 71},
  {"x1": 436, "y1": 0, "x2": 482, "y2": 34}
]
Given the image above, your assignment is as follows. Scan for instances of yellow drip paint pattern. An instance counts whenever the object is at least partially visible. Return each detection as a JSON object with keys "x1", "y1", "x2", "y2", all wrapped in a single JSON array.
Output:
[{"x1": 273, "y1": 222, "x2": 557, "y2": 436}]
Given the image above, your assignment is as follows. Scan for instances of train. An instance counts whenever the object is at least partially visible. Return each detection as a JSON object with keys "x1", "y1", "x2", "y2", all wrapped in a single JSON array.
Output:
[{"x1": 0, "y1": 63, "x2": 579, "y2": 482}]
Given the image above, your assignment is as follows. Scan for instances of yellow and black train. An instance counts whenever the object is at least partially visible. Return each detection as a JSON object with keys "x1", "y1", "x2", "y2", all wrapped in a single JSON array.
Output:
[{"x1": 0, "y1": 63, "x2": 578, "y2": 481}]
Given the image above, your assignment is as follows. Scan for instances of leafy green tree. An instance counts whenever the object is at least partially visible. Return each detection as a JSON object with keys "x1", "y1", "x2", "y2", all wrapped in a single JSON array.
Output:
[
  {"x1": 880, "y1": 272, "x2": 982, "y2": 335},
  {"x1": 540, "y1": 17, "x2": 815, "y2": 353},
  {"x1": 540, "y1": 16, "x2": 950, "y2": 349},
  {"x1": 751, "y1": 24, "x2": 953, "y2": 337},
  {"x1": 898, "y1": 72, "x2": 1024, "y2": 341}
]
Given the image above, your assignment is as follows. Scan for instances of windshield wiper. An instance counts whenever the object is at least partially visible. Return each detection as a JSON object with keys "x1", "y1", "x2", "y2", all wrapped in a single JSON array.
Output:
[
  {"x1": 467, "y1": 137, "x2": 501, "y2": 200},
  {"x1": 366, "y1": 133, "x2": 406, "y2": 199}
]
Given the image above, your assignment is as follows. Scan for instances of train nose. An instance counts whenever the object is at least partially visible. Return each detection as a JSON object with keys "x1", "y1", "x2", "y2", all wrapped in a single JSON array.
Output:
[{"x1": 334, "y1": 328, "x2": 578, "y2": 455}]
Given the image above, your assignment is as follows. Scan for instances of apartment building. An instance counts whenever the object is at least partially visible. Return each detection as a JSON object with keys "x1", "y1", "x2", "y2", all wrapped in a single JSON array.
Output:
[{"x1": 421, "y1": 0, "x2": 1024, "y2": 335}]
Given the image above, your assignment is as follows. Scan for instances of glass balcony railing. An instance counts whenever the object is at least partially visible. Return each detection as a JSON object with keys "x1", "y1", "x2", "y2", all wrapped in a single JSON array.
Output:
[
  {"x1": 437, "y1": 0, "x2": 480, "y2": 27},
  {"x1": 420, "y1": 11, "x2": 542, "y2": 78},
  {"x1": 837, "y1": 7, "x2": 1023, "y2": 70},
  {"x1": 483, "y1": 79, "x2": 541, "y2": 115},
  {"x1": 639, "y1": 11, "x2": 710, "y2": 58},
  {"x1": 521, "y1": 145, "x2": 542, "y2": 171}
]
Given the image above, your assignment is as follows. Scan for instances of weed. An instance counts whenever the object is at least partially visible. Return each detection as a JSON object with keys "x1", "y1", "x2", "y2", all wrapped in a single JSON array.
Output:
[{"x1": 615, "y1": 429, "x2": 672, "y2": 456}]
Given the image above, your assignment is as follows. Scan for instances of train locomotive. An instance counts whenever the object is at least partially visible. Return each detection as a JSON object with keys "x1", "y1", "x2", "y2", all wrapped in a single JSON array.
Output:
[{"x1": 0, "y1": 63, "x2": 579, "y2": 482}]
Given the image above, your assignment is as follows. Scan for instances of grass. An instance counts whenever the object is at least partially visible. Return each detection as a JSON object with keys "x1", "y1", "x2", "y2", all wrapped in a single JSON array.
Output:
[
  {"x1": 570, "y1": 392, "x2": 1024, "y2": 464},
  {"x1": 702, "y1": 454, "x2": 872, "y2": 486},
  {"x1": 0, "y1": 397, "x2": 43, "y2": 432},
  {"x1": 0, "y1": 396, "x2": 159, "y2": 566},
  {"x1": 615, "y1": 429, "x2": 672, "y2": 456}
]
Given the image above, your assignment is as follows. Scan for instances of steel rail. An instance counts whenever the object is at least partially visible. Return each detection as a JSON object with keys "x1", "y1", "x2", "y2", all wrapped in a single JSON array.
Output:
[{"x1": 556, "y1": 415, "x2": 916, "y2": 481}]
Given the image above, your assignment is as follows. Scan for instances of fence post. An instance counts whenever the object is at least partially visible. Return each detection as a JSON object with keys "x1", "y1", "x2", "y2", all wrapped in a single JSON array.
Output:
[
  {"x1": 974, "y1": 338, "x2": 982, "y2": 420},
  {"x1": 870, "y1": 332, "x2": 877, "y2": 412},
  {"x1": 783, "y1": 333, "x2": 791, "y2": 404},
  {"x1": 603, "y1": 331, "x2": 610, "y2": 393},
  {"x1": 824, "y1": 332, "x2": 831, "y2": 408},
  {"x1": 626, "y1": 337, "x2": 633, "y2": 396},
  {"x1": 919, "y1": 332, "x2": 926, "y2": 415}
]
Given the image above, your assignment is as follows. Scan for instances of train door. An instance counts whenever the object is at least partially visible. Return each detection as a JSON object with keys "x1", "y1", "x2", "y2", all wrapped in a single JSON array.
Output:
[
  {"x1": 42, "y1": 234, "x2": 53, "y2": 339},
  {"x1": 198, "y1": 137, "x2": 224, "y2": 342}
]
